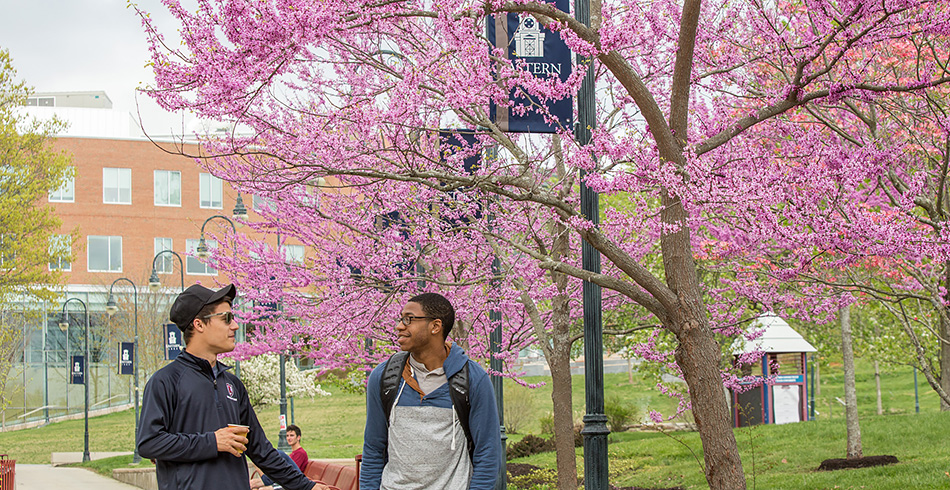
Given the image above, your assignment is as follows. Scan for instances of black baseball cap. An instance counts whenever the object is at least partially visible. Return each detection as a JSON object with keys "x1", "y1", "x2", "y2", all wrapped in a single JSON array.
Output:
[{"x1": 169, "y1": 284, "x2": 237, "y2": 330}]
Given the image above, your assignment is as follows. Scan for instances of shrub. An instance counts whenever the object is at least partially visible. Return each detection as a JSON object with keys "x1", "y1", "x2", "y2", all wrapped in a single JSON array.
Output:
[
  {"x1": 503, "y1": 386, "x2": 536, "y2": 434},
  {"x1": 604, "y1": 395, "x2": 638, "y2": 432},
  {"x1": 507, "y1": 434, "x2": 556, "y2": 460},
  {"x1": 538, "y1": 412, "x2": 554, "y2": 435}
]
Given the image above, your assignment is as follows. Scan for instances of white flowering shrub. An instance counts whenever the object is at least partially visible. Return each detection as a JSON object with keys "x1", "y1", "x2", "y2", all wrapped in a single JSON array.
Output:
[{"x1": 241, "y1": 354, "x2": 330, "y2": 408}]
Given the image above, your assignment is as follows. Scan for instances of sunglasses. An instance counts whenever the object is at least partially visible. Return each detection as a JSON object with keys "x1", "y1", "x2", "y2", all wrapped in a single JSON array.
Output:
[{"x1": 202, "y1": 311, "x2": 235, "y2": 324}]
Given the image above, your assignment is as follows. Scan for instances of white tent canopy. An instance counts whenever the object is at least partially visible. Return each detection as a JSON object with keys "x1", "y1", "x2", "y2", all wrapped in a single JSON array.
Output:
[{"x1": 732, "y1": 312, "x2": 817, "y2": 354}]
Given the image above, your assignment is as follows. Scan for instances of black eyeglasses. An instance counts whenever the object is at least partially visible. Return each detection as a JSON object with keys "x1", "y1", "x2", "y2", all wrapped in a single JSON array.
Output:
[
  {"x1": 398, "y1": 315, "x2": 435, "y2": 326},
  {"x1": 202, "y1": 311, "x2": 235, "y2": 324}
]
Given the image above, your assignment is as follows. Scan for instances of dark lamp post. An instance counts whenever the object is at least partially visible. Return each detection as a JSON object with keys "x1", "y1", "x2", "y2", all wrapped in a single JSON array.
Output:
[
  {"x1": 197, "y1": 214, "x2": 237, "y2": 259},
  {"x1": 59, "y1": 298, "x2": 91, "y2": 463},
  {"x1": 106, "y1": 278, "x2": 142, "y2": 464},
  {"x1": 197, "y1": 214, "x2": 243, "y2": 377},
  {"x1": 150, "y1": 250, "x2": 185, "y2": 292},
  {"x1": 575, "y1": 0, "x2": 609, "y2": 486}
]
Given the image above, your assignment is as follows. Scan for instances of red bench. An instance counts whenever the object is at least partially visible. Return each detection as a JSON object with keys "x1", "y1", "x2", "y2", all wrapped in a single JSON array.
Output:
[{"x1": 301, "y1": 456, "x2": 360, "y2": 490}]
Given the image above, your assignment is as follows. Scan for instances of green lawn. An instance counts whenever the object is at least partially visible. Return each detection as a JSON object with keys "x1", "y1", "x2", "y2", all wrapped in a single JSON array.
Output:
[{"x1": 0, "y1": 359, "x2": 945, "y2": 489}]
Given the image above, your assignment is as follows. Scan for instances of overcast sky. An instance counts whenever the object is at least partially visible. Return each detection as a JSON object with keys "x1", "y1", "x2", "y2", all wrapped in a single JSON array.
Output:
[{"x1": 0, "y1": 0, "x2": 192, "y2": 137}]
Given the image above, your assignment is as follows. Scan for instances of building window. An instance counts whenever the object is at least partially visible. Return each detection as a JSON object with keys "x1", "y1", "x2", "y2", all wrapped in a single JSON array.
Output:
[
  {"x1": 154, "y1": 238, "x2": 174, "y2": 274},
  {"x1": 186, "y1": 238, "x2": 217, "y2": 275},
  {"x1": 88, "y1": 236, "x2": 122, "y2": 272},
  {"x1": 253, "y1": 194, "x2": 274, "y2": 212},
  {"x1": 49, "y1": 235, "x2": 72, "y2": 271},
  {"x1": 103, "y1": 168, "x2": 132, "y2": 204},
  {"x1": 154, "y1": 170, "x2": 181, "y2": 206},
  {"x1": 199, "y1": 173, "x2": 223, "y2": 209},
  {"x1": 49, "y1": 170, "x2": 75, "y2": 202},
  {"x1": 26, "y1": 97, "x2": 54, "y2": 106},
  {"x1": 284, "y1": 244, "x2": 305, "y2": 264}
]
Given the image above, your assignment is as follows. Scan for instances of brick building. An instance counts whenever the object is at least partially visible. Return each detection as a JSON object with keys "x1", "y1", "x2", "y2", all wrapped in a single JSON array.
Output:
[{"x1": 2, "y1": 91, "x2": 268, "y2": 428}]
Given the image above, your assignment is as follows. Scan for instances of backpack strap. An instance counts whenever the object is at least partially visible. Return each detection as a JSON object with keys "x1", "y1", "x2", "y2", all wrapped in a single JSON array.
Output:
[
  {"x1": 380, "y1": 351, "x2": 410, "y2": 424},
  {"x1": 448, "y1": 362, "x2": 474, "y2": 458}
]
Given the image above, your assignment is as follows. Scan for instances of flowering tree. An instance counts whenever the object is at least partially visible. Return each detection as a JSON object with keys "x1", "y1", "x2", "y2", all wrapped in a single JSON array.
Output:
[
  {"x1": 136, "y1": 0, "x2": 950, "y2": 487},
  {"x1": 240, "y1": 354, "x2": 331, "y2": 409}
]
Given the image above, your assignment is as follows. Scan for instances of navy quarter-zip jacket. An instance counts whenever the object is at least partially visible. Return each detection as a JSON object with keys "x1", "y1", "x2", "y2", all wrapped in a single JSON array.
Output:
[{"x1": 137, "y1": 351, "x2": 313, "y2": 490}]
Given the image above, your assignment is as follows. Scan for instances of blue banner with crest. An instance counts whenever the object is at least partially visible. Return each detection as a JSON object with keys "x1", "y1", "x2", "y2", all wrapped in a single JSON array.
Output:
[{"x1": 488, "y1": 0, "x2": 573, "y2": 133}]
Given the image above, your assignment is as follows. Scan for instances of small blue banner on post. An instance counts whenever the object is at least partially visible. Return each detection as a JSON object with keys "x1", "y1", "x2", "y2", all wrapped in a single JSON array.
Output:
[
  {"x1": 118, "y1": 342, "x2": 134, "y2": 375},
  {"x1": 70, "y1": 355, "x2": 85, "y2": 385},
  {"x1": 488, "y1": 0, "x2": 573, "y2": 133},
  {"x1": 164, "y1": 323, "x2": 183, "y2": 360},
  {"x1": 438, "y1": 130, "x2": 484, "y2": 227}
]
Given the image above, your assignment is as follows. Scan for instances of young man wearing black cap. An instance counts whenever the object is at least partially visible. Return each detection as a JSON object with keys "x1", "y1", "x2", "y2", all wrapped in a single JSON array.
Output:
[{"x1": 137, "y1": 284, "x2": 320, "y2": 490}]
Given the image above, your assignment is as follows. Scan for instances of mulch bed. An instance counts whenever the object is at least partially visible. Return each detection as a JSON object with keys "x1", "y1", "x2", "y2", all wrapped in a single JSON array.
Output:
[
  {"x1": 507, "y1": 463, "x2": 542, "y2": 477},
  {"x1": 818, "y1": 455, "x2": 899, "y2": 471}
]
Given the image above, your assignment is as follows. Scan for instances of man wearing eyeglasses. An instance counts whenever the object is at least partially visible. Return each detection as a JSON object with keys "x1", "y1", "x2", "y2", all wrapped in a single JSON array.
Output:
[
  {"x1": 137, "y1": 284, "x2": 322, "y2": 490},
  {"x1": 360, "y1": 292, "x2": 502, "y2": 490}
]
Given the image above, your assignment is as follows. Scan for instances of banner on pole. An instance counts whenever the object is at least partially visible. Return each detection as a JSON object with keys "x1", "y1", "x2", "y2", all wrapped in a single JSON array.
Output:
[
  {"x1": 70, "y1": 355, "x2": 85, "y2": 385},
  {"x1": 438, "y1": 130, "x2": 484, "y2": 227},
  {"x1": 118, "y1": 342, "x2": 134, "y2": 375},
  {"x1": 488, "y1": 0, "x2": 573, "y2": 133},
  {"x1": 164, "y1": 323, "x2": 183, "y2": 360}
]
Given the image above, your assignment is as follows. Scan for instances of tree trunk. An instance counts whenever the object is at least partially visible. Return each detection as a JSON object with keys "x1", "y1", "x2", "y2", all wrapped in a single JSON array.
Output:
[
  {"x1": 840, "y1": 305, "x2": 862, "y2": 459},
  {"x1": 943, "y1": 262, "x2": 950, "y2": 411},
  {"x1": 873, "y1": 320, "x2": 882, "y2": 416},
  {"x1": 941, "y1": 312, "x2": 950, "y2": 411},
  {"x1": 874, "y1": 361, "x2": 883, "y2": 415},
  {"x1": 510, "y1": 204, "x2": 578, "y2": 490},
  {"x1": 659, "y1": 185, "x2": 745, "y2": 489},
  {"x1": 548, "y1": 340, "x2": 577, "y2": 490},
  {"x1": 672, "y1": 314, "x2": 746, "y2": 489}
]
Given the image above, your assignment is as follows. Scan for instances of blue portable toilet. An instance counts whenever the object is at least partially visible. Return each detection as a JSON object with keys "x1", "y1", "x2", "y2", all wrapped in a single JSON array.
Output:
[{"x1": 731, "y1": 313, "x2": 817, "y2": 427}]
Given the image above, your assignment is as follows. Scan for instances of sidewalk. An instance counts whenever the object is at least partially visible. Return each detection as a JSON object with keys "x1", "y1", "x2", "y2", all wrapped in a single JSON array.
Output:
[{"x1": 14, "y1": 464, "x2": 140, "y2": 489}]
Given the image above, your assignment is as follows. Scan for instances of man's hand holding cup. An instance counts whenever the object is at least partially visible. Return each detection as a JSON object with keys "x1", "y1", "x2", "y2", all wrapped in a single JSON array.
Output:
[{"x1": 216, "y1": 423, "x2": 250, "y2": 457}]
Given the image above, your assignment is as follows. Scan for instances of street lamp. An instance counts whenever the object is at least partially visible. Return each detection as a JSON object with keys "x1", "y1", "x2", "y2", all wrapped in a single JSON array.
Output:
[
  {"x1": 106, "y1": 278, "x2": 142, "y2": 464},
  {"x1": 150, "y1": 250, "x2": 185, "y2": 293},
  {"x1": 59, "y1": 297, "x2": 91, "y2": 463},
  {"x1": 575, "y1": 0, "x2": 609, "y2": 486},
  {"x1": 233, "y1": 193, "x2": 249, "y2": 222},
  {"x1": 197, "y1": 214, "x2": 244, "y2": 378},
  {"x1": 197, "y1": 215, "x2": 237, "y2": 259}
]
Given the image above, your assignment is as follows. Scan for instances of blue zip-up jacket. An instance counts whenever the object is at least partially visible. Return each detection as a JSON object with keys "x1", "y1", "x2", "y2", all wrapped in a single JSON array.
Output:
[
  {"x1": 137, "y1": 351, "x2": 313, "y2": 490},
  {"x1": 360, "y1": 343, "x2": 502, "y2": 490}
]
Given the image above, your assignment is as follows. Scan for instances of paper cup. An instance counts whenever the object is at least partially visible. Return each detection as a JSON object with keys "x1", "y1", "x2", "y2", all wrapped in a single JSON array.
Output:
[{"x1": 228, "y1": 424, "x2": 250, "y2": 454}]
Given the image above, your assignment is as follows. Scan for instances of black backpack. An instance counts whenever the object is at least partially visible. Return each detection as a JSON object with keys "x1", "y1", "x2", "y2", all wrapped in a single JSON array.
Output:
[{"x1": 380, "y1": 351, "x2": 474, "y2": 457}]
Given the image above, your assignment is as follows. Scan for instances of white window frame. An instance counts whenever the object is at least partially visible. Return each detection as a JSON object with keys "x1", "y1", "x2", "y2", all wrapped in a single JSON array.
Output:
[
  {"x1": 186, "y1": 238, "x2": 218, "y2": 275},
  {"x1": 284, "y1": 244, "x2": 305, "y2": 265},
  {"x1": 49, "y1": 235, "x2": 72, "y2": 272},
  {"x1": 87, "y1": 235, "x2": 122, "y2": 272},
  {"x1": 154, "y1": 238, "x2": 174, "y2": 274},
  {"x1": 199, "y1": 173, "x2": 223, "y2": 209},
  {"x1": 49, "y1": 171, "x2": 75, "y2": 203},
  {"x1": 103, "y1": 168, "x2": 132, "y2": 205},
  {"x1": 153, "y1": 170, "x2": 181, "y2": 207}
]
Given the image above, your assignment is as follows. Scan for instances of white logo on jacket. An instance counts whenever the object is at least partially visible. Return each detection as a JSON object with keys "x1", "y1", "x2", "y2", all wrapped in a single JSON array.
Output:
[{"x1": 226, "y1": 382, "x2": 238, "y2": 401}]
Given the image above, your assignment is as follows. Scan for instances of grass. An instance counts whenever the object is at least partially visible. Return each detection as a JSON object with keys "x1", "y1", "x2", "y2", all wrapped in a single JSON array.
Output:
[{"x1": 0, "y1": 358, "x2": 944, "y2": 488}]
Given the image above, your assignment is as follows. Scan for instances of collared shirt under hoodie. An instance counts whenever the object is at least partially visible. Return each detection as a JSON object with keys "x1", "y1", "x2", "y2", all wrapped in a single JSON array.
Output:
[{"x1": 137, "y1": 350, "x2": 313, "y2": 490}]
